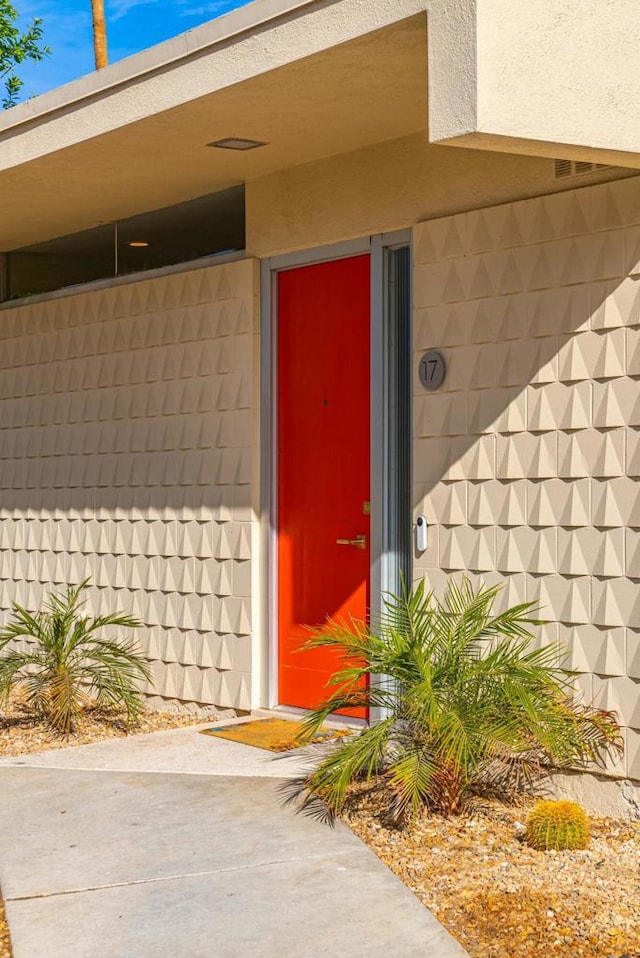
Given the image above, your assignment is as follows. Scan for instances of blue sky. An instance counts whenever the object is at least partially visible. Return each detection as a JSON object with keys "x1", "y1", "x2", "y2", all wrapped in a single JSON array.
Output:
[{"x1": 16, "y1": 0, "x2": 252, "y2": 99}]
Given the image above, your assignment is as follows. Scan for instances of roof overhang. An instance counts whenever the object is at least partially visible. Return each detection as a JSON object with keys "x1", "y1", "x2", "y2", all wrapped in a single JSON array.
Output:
[
  {"x1": 0, "y1": 1, "x2": 429, "y2": 249},
  {"x1": 0, "y1": 0, "x2": 428, "y2": 170},
  {"x1": 2, "y1": 0, "x2": 640, "y2": 250}
]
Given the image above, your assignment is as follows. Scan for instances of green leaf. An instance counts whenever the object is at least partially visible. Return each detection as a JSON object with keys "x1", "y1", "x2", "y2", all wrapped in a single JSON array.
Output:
[
  {"x1": 0, "y1": 578, "x2": 153, "y2": 734},
  {"x1": 293, "y1": 576, "x2": 622, "y2": 822},
  {"x1": 1, "y1": 1, "x2": 49, "y2": 109}
]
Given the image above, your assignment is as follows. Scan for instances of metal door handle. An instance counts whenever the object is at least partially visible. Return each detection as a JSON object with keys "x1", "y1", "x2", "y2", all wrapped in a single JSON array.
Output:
[{"x1": 336, "y1": 534, "x2": 367, "y2": 550}]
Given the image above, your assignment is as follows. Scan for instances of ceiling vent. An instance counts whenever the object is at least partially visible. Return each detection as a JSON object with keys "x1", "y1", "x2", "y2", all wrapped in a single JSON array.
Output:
[{"x1": 554, "y1": 159, "x2": 610, "y2": 179}]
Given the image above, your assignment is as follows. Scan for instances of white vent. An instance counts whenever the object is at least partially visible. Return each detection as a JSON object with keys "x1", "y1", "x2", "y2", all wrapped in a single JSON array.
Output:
[{"x1": 554, "y1": 159, "x2": 610, "y2": 179}]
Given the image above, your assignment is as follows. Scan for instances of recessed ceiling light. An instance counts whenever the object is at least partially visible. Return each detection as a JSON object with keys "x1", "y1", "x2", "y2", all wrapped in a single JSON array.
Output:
[
  {"x1": 208, "y1": 137, "x2": 267, "y2": 151},
  {"x1": 128, "y1": 241, "x2": 149, "y2": 248}
]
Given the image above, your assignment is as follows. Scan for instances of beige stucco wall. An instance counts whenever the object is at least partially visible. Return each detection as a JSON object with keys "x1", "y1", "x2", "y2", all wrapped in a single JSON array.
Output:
[
  {"x1": 246, "y1": 133, "x2": 635, "y2": 259},
  {"x1": 0, "y1": 258, "x2": 260, "y2": 711},
  {"x1": 413, "y1": 175, "x2": 640, "y2": 780},
  {"x1": 429, "y1": 0, "x2": 640, "y2": 169},
  {"x1": 471, "y1": 0, "x2": 640, "y2": 163}
]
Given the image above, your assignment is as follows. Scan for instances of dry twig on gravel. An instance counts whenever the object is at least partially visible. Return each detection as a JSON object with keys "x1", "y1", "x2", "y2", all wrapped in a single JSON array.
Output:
[{"x1": 343, "y1": 788, "x2": 640, "y2": 958}]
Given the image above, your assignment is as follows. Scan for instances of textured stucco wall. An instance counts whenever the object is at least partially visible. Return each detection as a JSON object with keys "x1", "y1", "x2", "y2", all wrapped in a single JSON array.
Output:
[
  {"x1": 0, "y1": 259, "x2": 260, "y2": 711},
  {"x1": 413, "y1": 175, "x2": 640, "y2": 780},
  {"x1": 430, "y1": 0, "x2": 640, "y2": 168},
  {"x1": 474, "y1": 0, "x2": 640, "y2": 158},
  {"x1": 246, "y1": 133, "x2": 634, "y2": 259}
]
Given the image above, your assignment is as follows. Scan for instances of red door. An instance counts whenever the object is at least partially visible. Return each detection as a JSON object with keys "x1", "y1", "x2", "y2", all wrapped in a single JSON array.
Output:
[{"x1": 277, "y1": 255, "x2": 370, "y2": 711}]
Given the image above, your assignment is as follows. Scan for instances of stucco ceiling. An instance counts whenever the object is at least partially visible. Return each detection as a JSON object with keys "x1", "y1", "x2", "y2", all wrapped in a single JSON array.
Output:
[{"x1": 0, "y1": 17, "x2": 427, "y2": 251}]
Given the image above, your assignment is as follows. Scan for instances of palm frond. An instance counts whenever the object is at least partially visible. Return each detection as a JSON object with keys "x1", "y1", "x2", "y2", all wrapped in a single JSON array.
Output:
[
  {"x1": 0, "y1": 579, "x2": 153, "y2": 734},
  {"x1": 386, "y1": 742, "x2": 439, "y2": 823},
  {"x1": 293, "y1": 576, "x2": 622, "y2": 821},
  {"x1": 303, "y1": 718, "x2": 395, "y2": 815}
]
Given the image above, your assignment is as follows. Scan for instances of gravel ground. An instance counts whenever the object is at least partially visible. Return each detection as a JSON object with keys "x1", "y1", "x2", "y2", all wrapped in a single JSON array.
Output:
[
  {"x1": 343, "y1": 789, "x2": 640, "y2": 958},
  {"x1": 0, "y1": 896, "x2": 10, "y2": 958},
  {"x1": 0, "y1": 693, "x2": 219, "y2": 758}
]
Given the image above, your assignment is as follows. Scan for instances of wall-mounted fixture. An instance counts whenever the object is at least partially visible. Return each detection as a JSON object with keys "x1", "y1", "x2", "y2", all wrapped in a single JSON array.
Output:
[{"x1": 415, "y1": 516, "x2": 428, "y2": 553}]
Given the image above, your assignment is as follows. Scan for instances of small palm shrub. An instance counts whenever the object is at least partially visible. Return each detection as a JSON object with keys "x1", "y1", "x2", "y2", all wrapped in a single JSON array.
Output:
[
  {"x1": 293, "y1": 578, "x2": 621, "y2": 823},
  {"x1": 525, "y1": 800, "x2": 590, "y2": 850},
  {"x1": 0, "y1": 579, "x2": 152, "y2": 734}
]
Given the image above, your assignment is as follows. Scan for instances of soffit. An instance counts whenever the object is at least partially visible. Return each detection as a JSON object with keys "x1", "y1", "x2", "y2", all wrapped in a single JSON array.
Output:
[{"x1": 0, "y1": 16, "x2": 427, "y2": 250}]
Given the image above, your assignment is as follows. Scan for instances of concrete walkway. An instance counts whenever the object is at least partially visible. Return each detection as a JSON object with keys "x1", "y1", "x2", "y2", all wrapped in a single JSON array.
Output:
[{"x1": 0, "y1": 722, "x2": 468, "y2": 958}]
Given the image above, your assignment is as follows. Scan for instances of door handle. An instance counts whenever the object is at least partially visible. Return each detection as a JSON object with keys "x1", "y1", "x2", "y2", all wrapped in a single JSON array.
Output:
[{"x1": 336, "y1": 534, "x2": 367, "y2": 550}]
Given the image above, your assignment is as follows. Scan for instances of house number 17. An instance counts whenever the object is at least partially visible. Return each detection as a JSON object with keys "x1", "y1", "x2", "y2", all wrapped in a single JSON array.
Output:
[{"x1": 419, "y1": 350, "x2": 446, "y2": 391}]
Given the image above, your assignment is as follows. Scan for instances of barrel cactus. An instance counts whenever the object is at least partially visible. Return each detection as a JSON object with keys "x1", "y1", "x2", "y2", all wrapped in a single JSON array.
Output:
[{"x1": 525, "y1": 800, "x2": 590, "y2": 851}]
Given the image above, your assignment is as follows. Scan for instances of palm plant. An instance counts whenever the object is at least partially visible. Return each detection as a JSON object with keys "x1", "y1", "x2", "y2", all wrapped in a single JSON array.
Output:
[
  {"x1": 294, "y1": 578, "x2": 621, "y2": 823},
  {"x1": 0, "y1": 579, "x2": 152, "y2": 734}
]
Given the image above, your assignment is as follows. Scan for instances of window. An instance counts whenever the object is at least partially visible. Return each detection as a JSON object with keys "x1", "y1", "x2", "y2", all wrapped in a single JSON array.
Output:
[{"x1": 1, "y1": 186, "x2": 245, "y2": 302}]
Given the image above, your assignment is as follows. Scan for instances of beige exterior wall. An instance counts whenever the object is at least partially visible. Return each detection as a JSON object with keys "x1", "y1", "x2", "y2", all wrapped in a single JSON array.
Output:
[
  {"x1": 0, "y1": 258, "x2": 260, "y2": 711},
  {"x1": 430, "y1": 0, "x2": 640, "y2": 168},
  {"x1": 470, "y1": 0, "x2": 640, "y2": 164},
  {"x1": 2, "y1": 128, "x2": 640, "y2": 750},
  {"x1": 246, "y1": 133, "x2": 634, "y2": 259},
  {"x1": 413, "y1": 175, "x2": 640, "y2": 780}
]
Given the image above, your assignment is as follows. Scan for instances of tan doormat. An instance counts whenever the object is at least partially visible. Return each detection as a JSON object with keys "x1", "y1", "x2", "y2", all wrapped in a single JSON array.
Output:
[{"x1": 200, "y1": 717, "x2": 350, "y2": 752}]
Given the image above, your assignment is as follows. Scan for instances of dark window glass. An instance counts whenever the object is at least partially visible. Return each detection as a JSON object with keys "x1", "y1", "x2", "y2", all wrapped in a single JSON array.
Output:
[
  {"x1": 6, "y1": 223, "x2": 114, "y2": 299},
  {"x1": 2, "y1": 186, "x2": 245, "y2": 302},
  {"x1": 117, "y1": 187, "x2": 244, "y2": 276}
]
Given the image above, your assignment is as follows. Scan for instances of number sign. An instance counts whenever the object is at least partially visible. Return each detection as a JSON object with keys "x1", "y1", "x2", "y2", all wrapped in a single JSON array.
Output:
[{"x1": 419, "y1": 350, "x2": 446, "y2": 391}]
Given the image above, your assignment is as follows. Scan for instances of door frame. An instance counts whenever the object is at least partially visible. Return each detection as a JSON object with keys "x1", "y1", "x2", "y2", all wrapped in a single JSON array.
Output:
[{"x1": 260, "y1": 231, "x2": 412, "y2": 717}]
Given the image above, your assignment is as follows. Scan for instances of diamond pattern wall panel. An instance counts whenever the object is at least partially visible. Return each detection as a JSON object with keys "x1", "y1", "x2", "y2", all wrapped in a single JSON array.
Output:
[
  {"x1": 0, "y1": 260, "x2": 259, "y2": 711},
  {"x1": 414, "y1": 177, "x2": 640, "y2": 779}
]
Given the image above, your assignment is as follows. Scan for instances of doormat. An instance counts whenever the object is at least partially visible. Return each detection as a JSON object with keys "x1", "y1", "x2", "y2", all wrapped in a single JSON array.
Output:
[{"x1": 200, "y1": 717, "x2": 350, "y2": 752}]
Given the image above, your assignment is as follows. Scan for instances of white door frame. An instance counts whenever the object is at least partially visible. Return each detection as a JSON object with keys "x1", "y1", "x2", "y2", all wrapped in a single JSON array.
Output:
[{"x1": 259, "y1": 231, "x2": 412, "y2": 714}]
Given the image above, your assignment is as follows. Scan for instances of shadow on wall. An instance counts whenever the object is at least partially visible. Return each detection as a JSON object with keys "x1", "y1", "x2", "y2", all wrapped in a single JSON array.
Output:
[{"x1": 411, "y1": 178, "x2": 640, "y2": 779}]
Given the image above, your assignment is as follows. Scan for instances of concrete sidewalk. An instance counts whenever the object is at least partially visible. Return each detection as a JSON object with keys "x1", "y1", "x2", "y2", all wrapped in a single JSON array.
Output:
[
  {"x1": 0, "y1": 724, "x2": 468, "y2": 958},
  {"x1": 0, "y1": 718, "x2": 312, "y2": 778}
]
